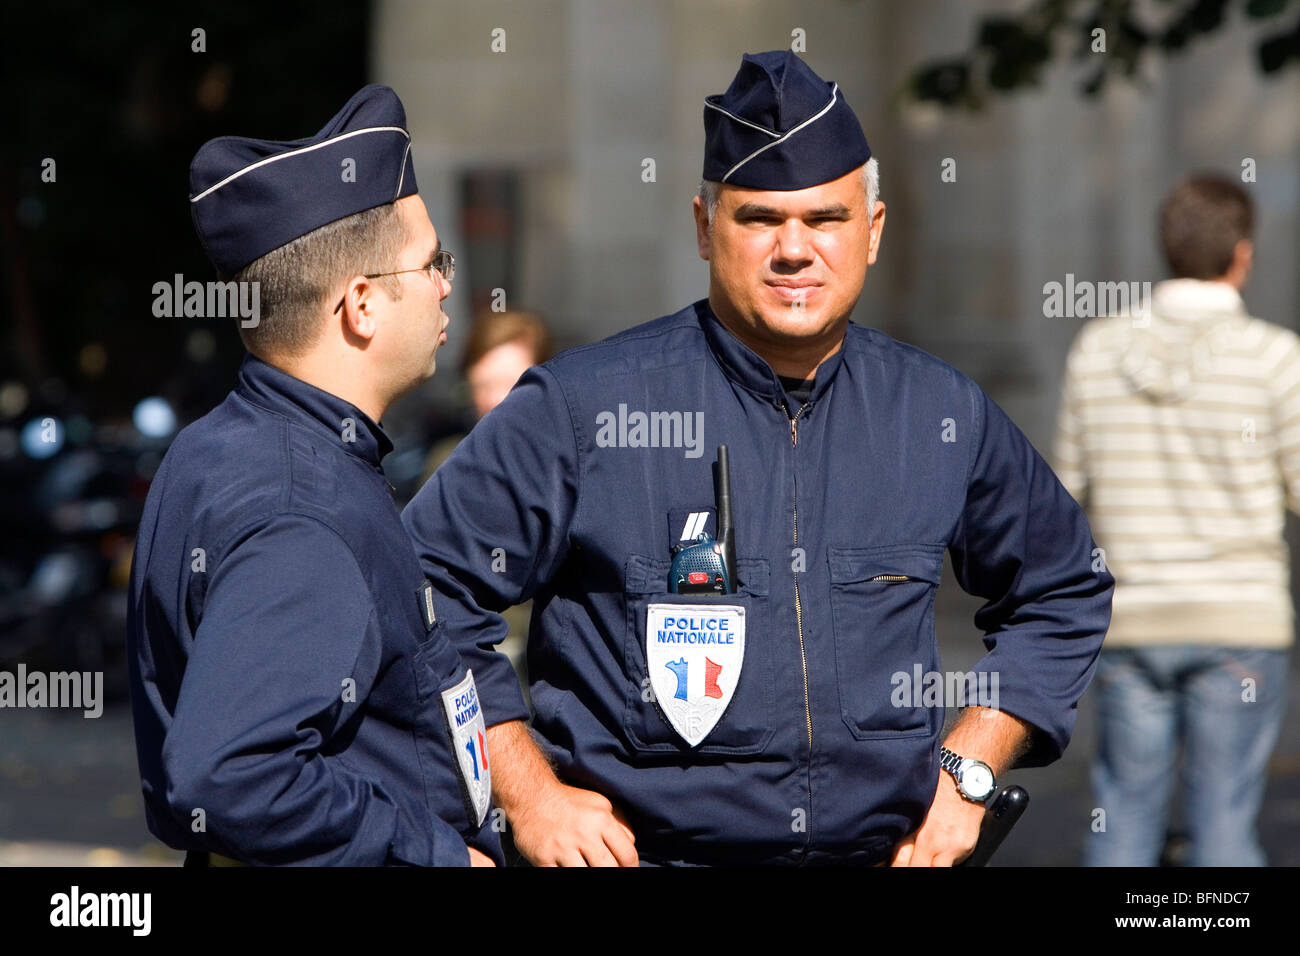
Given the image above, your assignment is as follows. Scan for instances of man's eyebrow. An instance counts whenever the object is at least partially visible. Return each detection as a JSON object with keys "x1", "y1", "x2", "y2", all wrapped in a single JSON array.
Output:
[
  {"x1": 731, "y1": 202, "x2": 853, "y2": 219},
  {"x1": 806, "y1": 203, "x2": 852, "y2": 218},
  {"x1": 732, "y1": 203, "x2": 783, "y2": 218},
  {"x1": 427, "y1": 239, "x2": 441, "y2": 264}
]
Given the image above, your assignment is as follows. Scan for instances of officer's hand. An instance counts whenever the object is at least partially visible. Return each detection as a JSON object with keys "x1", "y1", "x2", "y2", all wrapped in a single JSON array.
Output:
[
  {"x1": 889, "y1": 773, "x2": 985, "y2": 867},
  {"x1": 510, "y1": 782, "x2": 639, "y2": 867},
  {"x1": 467, "y1": 846, "x2": 497, "y2": 867}
]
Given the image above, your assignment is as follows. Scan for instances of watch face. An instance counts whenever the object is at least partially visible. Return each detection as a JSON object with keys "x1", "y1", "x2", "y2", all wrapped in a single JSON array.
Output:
[{"x1": 964, "y1": 765, "x2": 994, "y2": 798}]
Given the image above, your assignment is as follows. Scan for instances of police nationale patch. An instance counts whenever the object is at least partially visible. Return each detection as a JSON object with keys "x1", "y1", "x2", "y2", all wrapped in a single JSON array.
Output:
[
  {"x1": 440, "y1": 670, "x2": 491, "y2": 826},
  {"x1": 645, "y1": 603, "x2": 745, "y2": 747}
]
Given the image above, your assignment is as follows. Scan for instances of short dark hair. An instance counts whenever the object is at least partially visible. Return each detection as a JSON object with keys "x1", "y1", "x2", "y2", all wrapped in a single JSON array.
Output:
[
  {"x1": 1158, "y1": 174, "x2": 1254, "y2": 280},
  {"x1": 460, "y1": 311, "x2": 554, "y2": 377},
  {"x1": 228, "y1": 202, "x2": 410, "y2": 358}
]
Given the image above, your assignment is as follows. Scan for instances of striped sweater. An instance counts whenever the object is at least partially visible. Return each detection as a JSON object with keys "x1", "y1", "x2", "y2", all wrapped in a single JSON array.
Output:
[{"x1": 1053, "y1": 278, "x2": 1300, "y2": 648}]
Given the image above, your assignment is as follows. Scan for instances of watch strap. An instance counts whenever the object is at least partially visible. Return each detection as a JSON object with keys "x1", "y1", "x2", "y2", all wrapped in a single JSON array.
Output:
[{"x1": 939, "y1": 745, "x2": 964, "y2": 776}]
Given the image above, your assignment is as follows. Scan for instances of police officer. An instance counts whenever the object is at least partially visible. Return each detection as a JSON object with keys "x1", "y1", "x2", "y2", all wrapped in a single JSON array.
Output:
[
  {"x1": 401, "y1": 52, "x2": 1114, "y2": 866},
  {"x1": 128, "y1": 86, "x2": 500, "y2": 866}
]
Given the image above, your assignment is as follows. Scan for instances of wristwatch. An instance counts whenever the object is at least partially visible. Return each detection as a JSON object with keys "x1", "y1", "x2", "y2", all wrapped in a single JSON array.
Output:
[{"x1": 939, "y1": 746, "x2": 996, "y2": 804}]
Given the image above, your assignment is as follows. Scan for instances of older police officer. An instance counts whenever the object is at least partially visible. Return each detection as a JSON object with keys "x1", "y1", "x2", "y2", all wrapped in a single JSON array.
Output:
[
  {"x1": 402, "y1": 52, "x2": 1114, "y2": 866},
  {"x1": 128, "y1": 86, "x2": 499, "y2": 866}
]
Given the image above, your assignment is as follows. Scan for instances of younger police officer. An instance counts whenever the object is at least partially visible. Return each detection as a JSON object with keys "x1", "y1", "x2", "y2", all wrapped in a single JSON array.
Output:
[
  {"x1": 128, "y1": 86, "x2": 500, "y2": 866},
  {"x1": 402, "y1": 53, "x2": 1114, "y2": 866}
]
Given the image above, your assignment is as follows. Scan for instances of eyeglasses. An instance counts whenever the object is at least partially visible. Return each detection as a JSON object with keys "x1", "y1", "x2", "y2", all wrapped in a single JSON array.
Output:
[{"x1": 333, "y1": 249, "x2": 455, "y2": 314}]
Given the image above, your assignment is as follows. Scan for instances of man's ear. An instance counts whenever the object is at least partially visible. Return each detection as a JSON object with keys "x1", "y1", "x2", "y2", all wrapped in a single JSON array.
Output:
[
  {"x1": 865, "y1": 200, "x2": 886, "y2": 267},
  {"x1": 692, "y1": 195, "x2": 712, "y2": 261},
  {"x1": 1235, "y1": 238, "x2": 1253, "y2": 273},
  {"x1": 339, "y1": 275, "x2": 379, "y2": 343}
]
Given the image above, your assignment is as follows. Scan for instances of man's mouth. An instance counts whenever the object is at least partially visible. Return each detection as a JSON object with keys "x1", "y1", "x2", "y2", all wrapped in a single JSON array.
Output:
[{"x1": 765, "y1": 281, "x2": 822, "y2": 303}]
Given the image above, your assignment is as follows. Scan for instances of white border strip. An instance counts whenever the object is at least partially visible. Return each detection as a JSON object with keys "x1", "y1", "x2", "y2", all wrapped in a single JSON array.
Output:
[
  {"x1": 721, "y1": 84, "x2": 840, "y2": 183},
  {"x1": 190, "y1": 126, "x2": 411, "y2": 203}
]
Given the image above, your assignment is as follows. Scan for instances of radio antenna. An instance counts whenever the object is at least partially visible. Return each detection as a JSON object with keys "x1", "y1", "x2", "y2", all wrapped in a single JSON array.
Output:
[{"x1": 715, "y1": 445, "x2": 737, "y2": 592}]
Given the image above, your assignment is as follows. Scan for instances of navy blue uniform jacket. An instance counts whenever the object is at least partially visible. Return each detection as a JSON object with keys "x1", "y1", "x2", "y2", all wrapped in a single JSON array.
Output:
[
  {"x1": 402, "y1": 301, "x2": 1113, "y2": 865},
  {"x1": 128, "y1": 356, "x2": 502, "y2": 866}
]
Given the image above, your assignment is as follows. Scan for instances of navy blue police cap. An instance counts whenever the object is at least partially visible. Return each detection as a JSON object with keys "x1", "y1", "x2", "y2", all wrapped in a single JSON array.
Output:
[
  {"x1": 189, "y1": 84, "x2": 418, "y2": 276},
  {"x1": 703, "y1": 50, "x2": 871, "y2": 190}
]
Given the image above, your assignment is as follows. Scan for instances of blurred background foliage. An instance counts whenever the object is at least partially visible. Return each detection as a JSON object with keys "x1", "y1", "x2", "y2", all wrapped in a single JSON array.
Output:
[{"x1": 905, "y1": 0, "x2": 1300, "y2": 108}]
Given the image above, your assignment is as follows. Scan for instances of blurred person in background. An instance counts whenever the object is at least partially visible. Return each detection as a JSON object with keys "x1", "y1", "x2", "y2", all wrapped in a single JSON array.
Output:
[
  {"x1": 1055, "y1": 173, "x2": 1294, "y2": 866},
  {"x1": 422, "y1": 310, "x2": 554, "y2": 478}
]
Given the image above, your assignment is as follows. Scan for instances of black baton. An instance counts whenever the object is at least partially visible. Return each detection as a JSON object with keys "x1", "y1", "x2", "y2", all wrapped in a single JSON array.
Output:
[{"x1": 957, "y1": 784, "x2": 1029, "y2": 867}]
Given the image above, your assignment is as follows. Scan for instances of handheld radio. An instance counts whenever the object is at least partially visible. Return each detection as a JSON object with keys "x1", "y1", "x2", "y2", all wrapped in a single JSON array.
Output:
[{"x1": 669, "y1": 445, "x2": 737, "y2": 594}]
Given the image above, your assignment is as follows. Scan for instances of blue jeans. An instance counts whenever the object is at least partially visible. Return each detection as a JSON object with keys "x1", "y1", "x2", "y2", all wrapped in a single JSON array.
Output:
[{"x1": 1083, "y1": 645, "x2": 1290, "y2": 866}]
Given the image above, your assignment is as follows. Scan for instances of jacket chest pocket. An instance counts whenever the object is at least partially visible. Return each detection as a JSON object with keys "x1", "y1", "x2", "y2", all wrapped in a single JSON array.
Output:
[
  {"x1": 828, "y1": 544, "x2": 944, "y2": 740},
  {"x1": 622, "y1": 554, "x2": 773, "y2": 755}
]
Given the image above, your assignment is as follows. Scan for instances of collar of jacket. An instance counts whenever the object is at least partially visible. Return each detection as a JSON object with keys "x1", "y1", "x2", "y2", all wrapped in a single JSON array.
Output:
[
  {"x1": 235, "y1": 353, "x2": 393, "y2": 466},
  {"x1": 695, "y1": 299, "x2": 847, "y2": 409}
]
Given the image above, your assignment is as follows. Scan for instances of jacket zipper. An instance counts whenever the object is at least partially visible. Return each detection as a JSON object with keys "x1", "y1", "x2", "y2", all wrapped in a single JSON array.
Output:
[{"x1": 786, "y1": 400, "x2": 813, "y2": 848}]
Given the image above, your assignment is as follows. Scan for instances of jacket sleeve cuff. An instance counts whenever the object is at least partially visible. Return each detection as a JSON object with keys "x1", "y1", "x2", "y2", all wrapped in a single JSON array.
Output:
[
  {"x1": 965, "y1": 651, "x2": 1099, "y2": 767},
  {"x1": 391, "y1": 812, "x2": 471, "y2": 867},
  {"x1": 470, "y1": 650, "x2": 530, "y2": 728}
]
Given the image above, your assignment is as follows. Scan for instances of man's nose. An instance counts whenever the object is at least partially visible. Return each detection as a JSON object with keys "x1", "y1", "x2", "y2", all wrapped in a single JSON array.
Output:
[{"x1": 772, "y1": 220, "x2": 814, "y2": 270}]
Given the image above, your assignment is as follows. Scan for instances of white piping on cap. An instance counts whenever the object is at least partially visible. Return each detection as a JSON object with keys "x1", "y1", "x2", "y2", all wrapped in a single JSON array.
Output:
[
  {"x1": 394, "y1": 139, "x2": 412, "y2": 198},
  {"x1": 190, "y1": 126, "x2": 410, "y2": 203},
  {"x1": 721, "y1": 84, "x2": 840, "y2": 184},
  {"x1": 704, "y1": 99, "x2": 781, "y2": 139}
]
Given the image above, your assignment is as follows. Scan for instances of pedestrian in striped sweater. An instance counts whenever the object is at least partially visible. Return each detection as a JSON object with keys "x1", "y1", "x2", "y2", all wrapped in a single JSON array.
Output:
[{"x1": 1055, "y1": 173, "x2": 1294, "y2": 866}]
